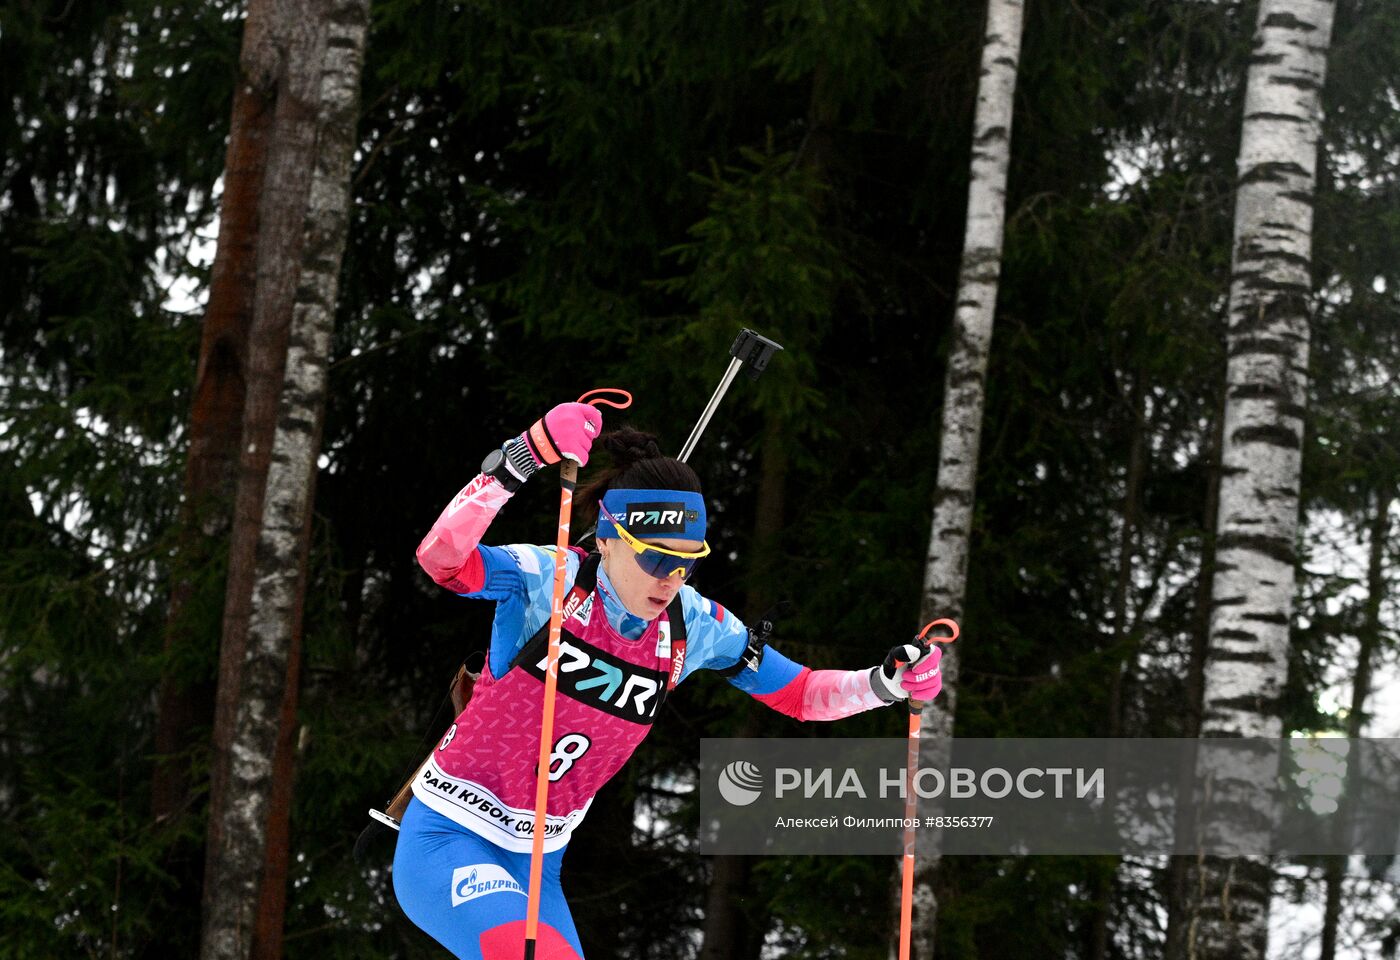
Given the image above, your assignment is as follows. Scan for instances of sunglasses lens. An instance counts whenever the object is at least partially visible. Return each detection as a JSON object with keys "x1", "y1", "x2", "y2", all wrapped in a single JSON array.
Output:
[{"x1": 637, "y1": 549, "x2": 701, "y2": 580}]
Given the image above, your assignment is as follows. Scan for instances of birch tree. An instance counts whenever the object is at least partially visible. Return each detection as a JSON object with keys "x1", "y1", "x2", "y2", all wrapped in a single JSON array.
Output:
[
  {"x1": 907, "y1": 0, "x2": 1025, "y2": 955},
  {"x1": 1189, "y1": 2, "x2": 1335, "y2": 958},
  {"x1": 199, "y1": 0, "x2": 370, "y2": 957}
]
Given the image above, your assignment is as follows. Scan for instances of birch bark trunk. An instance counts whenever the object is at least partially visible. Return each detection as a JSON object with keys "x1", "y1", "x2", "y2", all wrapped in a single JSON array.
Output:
[
  {"x1": 1190, "y1": 3, "x2": 1334, "y2": 958},
  {"x1": 198, "y1": 0, "x2": 369, "y2": 956},
  {"x1": 202, "y1": 10, "x2": 325, "y2": 949},
  {"x1": 905, "y1": 2, "x2": 1024, "y2": 957}
]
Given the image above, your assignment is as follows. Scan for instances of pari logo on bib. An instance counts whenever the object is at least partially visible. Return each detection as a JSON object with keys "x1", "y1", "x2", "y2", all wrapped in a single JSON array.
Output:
[{"x1": 450, "y1": 864, "x2": 525, "y2": 907}]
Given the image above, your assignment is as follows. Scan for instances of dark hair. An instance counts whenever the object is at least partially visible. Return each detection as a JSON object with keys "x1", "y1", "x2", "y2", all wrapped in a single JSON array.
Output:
[{"x1": 576, "y1": 427, "x2": 702, "y2": 532}]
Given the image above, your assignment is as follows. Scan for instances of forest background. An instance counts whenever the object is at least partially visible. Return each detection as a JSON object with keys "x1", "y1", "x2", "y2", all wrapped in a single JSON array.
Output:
[{"x1": 3, "y1": 0, "x2": 1399, "y2": 958}]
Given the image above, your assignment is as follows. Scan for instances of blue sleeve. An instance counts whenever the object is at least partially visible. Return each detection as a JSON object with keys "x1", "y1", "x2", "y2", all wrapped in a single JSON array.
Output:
[
  {"x1": 459, "y1": 544, "x2": 579, "y2": 678},
  {"x1": 727, "y1": 644, "x2": 804, "y2": 696},
  {"x1": 676, "y1": 588, "x2": 804, "y2": 695}
]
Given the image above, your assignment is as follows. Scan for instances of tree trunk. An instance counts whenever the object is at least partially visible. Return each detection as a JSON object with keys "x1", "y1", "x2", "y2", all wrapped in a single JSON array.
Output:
[
  {"x1": 201, "y1": 0, "x2": 326, "y2": 950},
  {"x1": 147, "y1": 14, "x2": 277, "y2": 952},
  {"x1": 905, "y1": 1, "x2": 1024, "y2": 956},
  {"x1": 1319, "y1": 492, "x2": 1391, "y2": 960},
  {"x1": 199, "y1": 0, "x2": 369, "y2": 956},
  {"x1": 1189, "y1": 3, "x2": 1334, "y2": 958},
  {"x1": 149, "y1": 0, "x2": 275, "y2": 834},
  {"x1": 700, "y1": 416, "x2": 788, "y2": 960},
  {"x1": 1105, "y1": 373, "x2": 1147, "y2": 741},
  {"x1": 203, "y1": 4, "x2": 323, "y2": 941}
]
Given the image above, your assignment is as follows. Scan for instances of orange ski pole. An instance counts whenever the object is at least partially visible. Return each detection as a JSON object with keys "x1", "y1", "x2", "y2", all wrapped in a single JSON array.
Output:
[
  {"x1": 898, "y1": 617, "x2": 958, "y2": 960},
  {"x1": 523, "y1": 388, "x2": 630, "y2": 960}
]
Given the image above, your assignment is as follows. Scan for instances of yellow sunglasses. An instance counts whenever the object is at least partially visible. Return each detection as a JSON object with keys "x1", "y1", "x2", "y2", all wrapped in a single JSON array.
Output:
[{"x1": 598, "y1": 502, "x2": 711, "y2": 579}]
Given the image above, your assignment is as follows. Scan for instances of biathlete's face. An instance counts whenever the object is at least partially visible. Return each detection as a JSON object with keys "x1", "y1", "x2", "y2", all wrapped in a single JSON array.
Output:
[{"x1": 599, "y1": 534, "x2": 706, "y2": 620}]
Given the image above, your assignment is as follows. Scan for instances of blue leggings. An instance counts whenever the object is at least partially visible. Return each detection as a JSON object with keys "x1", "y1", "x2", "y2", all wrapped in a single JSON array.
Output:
[{"x1": 392, "y1": 798, "x2": 584, "y2": 959}]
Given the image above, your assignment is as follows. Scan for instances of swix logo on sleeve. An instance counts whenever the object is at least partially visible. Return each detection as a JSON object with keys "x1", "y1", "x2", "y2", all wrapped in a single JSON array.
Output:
[
  {"x1": 450, "y1": 864, "x2": 525, "y2": 906},
  {"x1": 669, "y1": 644, "x2": 687, "y2": 687},
  {"x1": 623, "y1": 502, "x2": 687, "y2": 535},
  {"x1": 522, "y1": 635, "x2": 669, "y2": 724}
]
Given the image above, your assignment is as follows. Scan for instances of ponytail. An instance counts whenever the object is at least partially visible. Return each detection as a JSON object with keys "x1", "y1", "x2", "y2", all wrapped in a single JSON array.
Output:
[{"x1": 576, "y1": 427, "x2": 702, "y2": 532}]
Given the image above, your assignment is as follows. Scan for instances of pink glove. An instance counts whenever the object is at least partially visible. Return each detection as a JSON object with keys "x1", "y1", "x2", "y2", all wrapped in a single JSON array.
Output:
[
  {"x1": 482, "y1": 402, "x2": 605, "y2": 493},
  {"x1": 524, "y1": 402, "x2": 603, "y2": 467},
  {"x1": 871, "y1": 643, "x2": 943, "y2": 703},
  {"x1": 901, "y1": 645, "x2": 942, "y2": 701}
]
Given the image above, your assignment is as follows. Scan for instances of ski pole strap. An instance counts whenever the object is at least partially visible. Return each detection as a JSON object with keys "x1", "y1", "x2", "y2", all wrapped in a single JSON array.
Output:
[
  {"x1": 577, "y1": 387, "x2": 632, "y2": 409},
  {"x1": 915, "y1": 617, "x2": 959, "y2": 645}
]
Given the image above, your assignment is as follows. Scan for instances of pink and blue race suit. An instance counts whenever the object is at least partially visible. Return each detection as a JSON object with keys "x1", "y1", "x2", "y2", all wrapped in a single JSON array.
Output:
[
  {"x1": 393, "y1": 472, "x2": 893, "y2": 960},
  {"x1": 411, "y1": 549, "x2": 684, "y2": 853}
]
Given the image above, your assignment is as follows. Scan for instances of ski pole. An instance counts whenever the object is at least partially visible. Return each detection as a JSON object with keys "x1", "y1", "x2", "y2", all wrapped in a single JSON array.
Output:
[
  {"x1": 677, "y1": 328, "x2": 783, "y2": 463},
  {"x1": 898, "y1": 617, "x2": 959, "y2": 960},
  {"x1": 524, "y1": 387, "x2": 632, "y2": 960}
]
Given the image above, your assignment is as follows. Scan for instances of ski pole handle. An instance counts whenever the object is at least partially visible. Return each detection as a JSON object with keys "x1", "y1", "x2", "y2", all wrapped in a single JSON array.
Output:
[
  {"x1": 905, "y1": 618, "x2": 958, "y2": 712},
  {"x1": 678, "y1": 329, "x2": 783, "y2": 463}
]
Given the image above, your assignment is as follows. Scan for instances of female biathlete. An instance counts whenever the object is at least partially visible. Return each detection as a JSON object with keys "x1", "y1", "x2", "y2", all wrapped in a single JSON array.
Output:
[{"x1": 393, "y1": 402, "x2": 944, "y2": 959}]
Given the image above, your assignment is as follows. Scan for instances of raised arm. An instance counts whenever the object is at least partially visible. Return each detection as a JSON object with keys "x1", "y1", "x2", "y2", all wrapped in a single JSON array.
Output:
[
  {"x1": 415, "y1": 402, "x2": 603, "y2": 593},
  {"x1": 415, "y1": 474, "x2": 514, "y2": 593}
]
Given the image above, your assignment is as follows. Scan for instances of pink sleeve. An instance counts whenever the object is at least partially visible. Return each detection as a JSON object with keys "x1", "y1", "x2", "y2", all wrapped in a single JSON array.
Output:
[
  {"x1": 753, "y1": 667, "x2": 889, "y2": 722},
  {"x1": 415, "y1": 474, "x2": 513, "y2": 593}
]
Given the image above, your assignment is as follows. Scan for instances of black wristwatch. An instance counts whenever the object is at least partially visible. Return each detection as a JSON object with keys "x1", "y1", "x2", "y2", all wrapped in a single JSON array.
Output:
[{"x1": 481, "y1": 436, "x2": 536, "y2": 492}]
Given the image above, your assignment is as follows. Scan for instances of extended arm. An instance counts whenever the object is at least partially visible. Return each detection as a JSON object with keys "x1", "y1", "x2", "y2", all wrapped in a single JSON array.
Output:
[
  {"x1": 683, "y1": 598, "x2": 943, "y2": 721},
  {"x1": 737, "y1": 645, "x2": 941, "y2": 722}
]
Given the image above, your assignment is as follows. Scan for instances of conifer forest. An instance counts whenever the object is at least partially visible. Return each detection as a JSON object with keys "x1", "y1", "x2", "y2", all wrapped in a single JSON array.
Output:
[{"x1": 3, "y1": 0, "x2": 1399, "y2": 957}]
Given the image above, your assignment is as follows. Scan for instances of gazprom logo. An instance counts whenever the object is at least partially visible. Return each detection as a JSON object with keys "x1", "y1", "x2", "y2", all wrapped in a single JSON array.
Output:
[
  {"x1": 718, "y1": 761, "x2": 764, "y2": 806},
  {"x1": 451, "y1": 864, "x2": 525, "y2": 907}
]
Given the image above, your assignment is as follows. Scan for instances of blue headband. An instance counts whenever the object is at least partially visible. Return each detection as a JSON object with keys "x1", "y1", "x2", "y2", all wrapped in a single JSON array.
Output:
[{"x1": 597, "y1": 488, "x2": 707, "y2": 542}]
